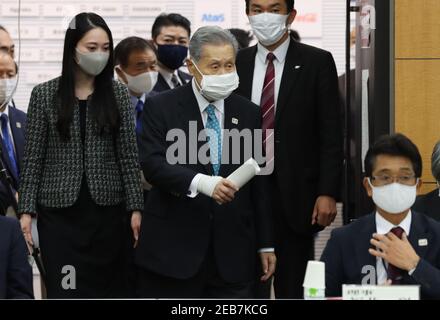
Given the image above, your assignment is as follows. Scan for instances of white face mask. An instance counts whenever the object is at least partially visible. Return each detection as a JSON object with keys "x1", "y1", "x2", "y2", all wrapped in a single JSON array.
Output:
[
  {"x1": 368, "y1": 179, "x2": 418, "y2": 214},
  {"x1": 117, "y1": 67, "x2": 158, "y2": 94},
  {"x1": 249, "y1": 13, "x2": 289, "y2": 46},
  {"x1": 192, "y1": 61, "x2": 239, "y2": 101},
  {"x1": 75, "y1": 48, "x2": 109, "y2": 76},
  {"x1": 0, "y1": 77, "x2": 17, "y2": 106}
]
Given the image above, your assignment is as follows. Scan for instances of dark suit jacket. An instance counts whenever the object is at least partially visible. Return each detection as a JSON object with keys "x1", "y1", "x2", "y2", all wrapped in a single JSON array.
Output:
[
  {"x1": 0, "y1": 105, "x2": 26, "y2": 214},
  {"x1": 413, "y1": 189, "x2": 440, "y2": 222},
  {"x1": 235, "y1": 37, "x2": 343, "y2": 236},
  {"x1": 321, "y1": 211, "x2": 440, "y2": 299},
  {"x1": 18, "y1": 78, "x2": 144, "y2": 215},
  {"x1": 153, "y1": 70, "x2": 192, "y2": 93},
  {"x1": 0, "y1": 215, "x2": 33, "y2": 299},
  {"x1": 135, "y1": 83, "x2": 273, "y2": 283}
]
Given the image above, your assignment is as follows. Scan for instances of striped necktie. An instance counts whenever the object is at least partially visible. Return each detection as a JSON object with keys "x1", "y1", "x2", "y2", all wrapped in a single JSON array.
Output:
[
  {"x1": 260, "y1": 52, "x2": 276, "y2": 167},
  {"x1": 387, "y1": 226, "x2": 405, "y2": 284},
  {"x1": 171, "y1": 73, "x2": 181, "y2": 88}
]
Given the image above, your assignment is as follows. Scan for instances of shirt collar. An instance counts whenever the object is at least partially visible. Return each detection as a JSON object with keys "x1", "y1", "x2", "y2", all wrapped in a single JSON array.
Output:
[
  {"x1": 375, "y1": 210, "x2": 412, "y2": 236},
  {"x1": 191, "y1": 78, "x2": 224, "y2": 115},
  {"x1": 159, "y1": 68, "x2": 179, "y2": 83},
  {"x1": 0, "y1": 103, "x2": 11, "y2": 118},
  {"x1": 130, "y1": 93, "x2": 147, "y2": 107},
  {"x1": 257, "y1": 35, "x2": 290, "y2": 64}
]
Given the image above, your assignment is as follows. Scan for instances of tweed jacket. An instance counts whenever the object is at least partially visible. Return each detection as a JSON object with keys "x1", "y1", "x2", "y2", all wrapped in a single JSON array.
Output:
[{"x1": 18, "y1": 77, "x2": 143, "y2": 214}]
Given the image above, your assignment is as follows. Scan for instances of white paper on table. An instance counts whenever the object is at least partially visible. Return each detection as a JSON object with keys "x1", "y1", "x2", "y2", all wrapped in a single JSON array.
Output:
[{"x1": 227, "y1": 158, "x2": 261, "y2": 189}]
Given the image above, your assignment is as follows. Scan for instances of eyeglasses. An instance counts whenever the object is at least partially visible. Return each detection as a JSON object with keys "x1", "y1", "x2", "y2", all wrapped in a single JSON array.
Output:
[{"x1": 370, "y1": 175, "x2": 418, "y2": 187}]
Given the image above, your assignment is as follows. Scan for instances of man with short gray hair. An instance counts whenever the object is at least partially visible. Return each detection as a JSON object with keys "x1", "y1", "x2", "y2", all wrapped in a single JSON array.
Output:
[
  {"x1": 413, "y1": 141, "x2": 440, "y2": 221},
  {"x1": 135, "y1": 26, "x2": 275, "y2": 298}
]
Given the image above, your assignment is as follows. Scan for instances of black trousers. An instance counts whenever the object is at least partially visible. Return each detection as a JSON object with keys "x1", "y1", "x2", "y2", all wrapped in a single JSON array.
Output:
[
  {"x1": 136, "y1": 243, "x2": 253, "y2": 299},
  {"x1": 273, "y1": 214, "x2": 314, "y2": 299},
  {"x1": 254, "y1": 173, "x2": 314, "y2": 299}
]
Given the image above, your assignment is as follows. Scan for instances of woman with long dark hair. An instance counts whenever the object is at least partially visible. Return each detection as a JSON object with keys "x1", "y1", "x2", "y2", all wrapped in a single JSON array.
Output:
[{"x1": 18, "y1": 13, "x2": 143, "y2": 298}]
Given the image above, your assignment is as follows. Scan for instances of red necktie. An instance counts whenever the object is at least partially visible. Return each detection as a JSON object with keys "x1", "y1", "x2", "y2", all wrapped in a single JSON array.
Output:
[
  {"x1": 387, "y1": 226, "x2": 405, "y2": 284},
  {"x1": 260, "y1": 52, "x2": 276, "y2": 165}
]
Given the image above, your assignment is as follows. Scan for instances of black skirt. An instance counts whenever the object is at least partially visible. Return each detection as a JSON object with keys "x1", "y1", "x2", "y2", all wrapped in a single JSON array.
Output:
[{"x1": 37, "y1": 176, "x2": 127, "y2": 299}]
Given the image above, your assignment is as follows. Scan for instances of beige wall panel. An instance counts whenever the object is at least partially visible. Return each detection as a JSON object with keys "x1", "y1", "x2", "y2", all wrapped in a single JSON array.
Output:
[
  {"x1": 396, "y1": 0, "x2": 440, "y2": 58},
  {"x1": 395, "y1": 60, "x2": 440, "y2": 192}
]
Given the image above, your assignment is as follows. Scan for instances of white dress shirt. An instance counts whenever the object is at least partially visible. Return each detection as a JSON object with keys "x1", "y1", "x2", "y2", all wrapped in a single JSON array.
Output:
[
  {"x1": 251, "y1": 36, "x2": 290, "y2": 109},
  {"x1": 375, "y1": 211, "x2": 414, "y2": 285},
  {"x1": 0, "y1": 103, "x2": 16, "y2": 155},
  {"x1": 159, "y1": 69, "x2": 184, "y2": 89},
  {"x1": 187, "y1": 79, "x2": 224, "y2": 198}
]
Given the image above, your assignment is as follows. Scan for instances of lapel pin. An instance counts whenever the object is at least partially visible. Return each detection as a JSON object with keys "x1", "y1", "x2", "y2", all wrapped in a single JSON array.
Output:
[
  {"x1": 294, "y1": 65, "x2": 301, "y2": 70},
  {"x1": 16, "y1": 122, "x2": 21, "y2": 128},
  {"x1": 232, "y1": 118, "x2": 238, "y2": 125},
  {"x1": 418, "y1": 239, "x2": 428, "y2": 246}
]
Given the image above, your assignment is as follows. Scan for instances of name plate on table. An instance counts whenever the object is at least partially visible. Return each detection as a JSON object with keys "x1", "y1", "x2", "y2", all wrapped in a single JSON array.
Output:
[{"x1": 342, "y1": 285, "x2": 420, "y2": 300}]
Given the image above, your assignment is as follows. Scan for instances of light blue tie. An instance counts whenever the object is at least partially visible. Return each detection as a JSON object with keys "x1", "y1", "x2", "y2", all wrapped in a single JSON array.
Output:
[
  {"x1": 205, "y1": 104, "x2": 221, "y2": 175},
  {"x1": 0, "y1": 113, "x2": 18, "y2": 179}
]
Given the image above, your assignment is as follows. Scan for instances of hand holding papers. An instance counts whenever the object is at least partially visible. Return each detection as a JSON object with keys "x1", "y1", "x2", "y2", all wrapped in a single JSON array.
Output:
[
  {"x1": 197, "y1": 158, "x2": 261, "y2": 204},
  {"x1": 226, "y1": 158, "x2": 261, "y2": 189}
]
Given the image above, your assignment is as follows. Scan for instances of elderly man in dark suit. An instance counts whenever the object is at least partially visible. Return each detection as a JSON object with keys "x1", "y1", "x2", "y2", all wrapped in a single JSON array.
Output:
[
  {"x1": 322, "y1": 134, "x2": 440, "y2": 300},
  {"x1": 135, "y1": 26, "x2": 275, "y2": 298}
]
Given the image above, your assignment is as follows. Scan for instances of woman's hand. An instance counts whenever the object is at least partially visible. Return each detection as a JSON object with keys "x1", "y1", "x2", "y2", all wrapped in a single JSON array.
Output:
[
  {"x1": 131, "y1": 211, "x2": 142, "y2": 248},
  {"x1": 20, "y1": 213, "x2": 33, "y2": 250}
]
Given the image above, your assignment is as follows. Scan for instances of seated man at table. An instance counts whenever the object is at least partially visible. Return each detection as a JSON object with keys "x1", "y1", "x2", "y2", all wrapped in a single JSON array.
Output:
[{"x1": 321, "y1": 133, "x2": 440, "y2": 299}]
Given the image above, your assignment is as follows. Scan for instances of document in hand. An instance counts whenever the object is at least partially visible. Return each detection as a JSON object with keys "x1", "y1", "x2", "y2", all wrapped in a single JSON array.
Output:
[{"x1": 226, "y1": 158, "x2": 261, "y2": 189}]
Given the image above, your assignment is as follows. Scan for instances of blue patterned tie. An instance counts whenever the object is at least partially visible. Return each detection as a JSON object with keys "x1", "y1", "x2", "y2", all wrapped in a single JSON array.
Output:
[
  {"x1": 0, "y1": 114, "x2": 18, "y2": 178},
  {"x1": 135, "y1": 99, "x2": 144, "y2": 134},
  {"x1": 205, "y1": 104, "x2": 222, "y2": 175}
]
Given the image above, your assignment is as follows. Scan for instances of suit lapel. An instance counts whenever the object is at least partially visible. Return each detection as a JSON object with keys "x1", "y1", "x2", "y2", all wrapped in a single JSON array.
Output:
[
  {"x1": 408, "y1": 212, "x2": 430, "y2": 261},
  {"x1": 178, "y1": 70, "x2": 191, "y2": 84},
  {"x1": 0, "y1": 138, "x2": 17, "y2": 184},
  {"x1": 275, "y1": 38, "x2": 303, "y2": 126},
  {"x1": 156, "y1": 73, "x2": 171, "y2": 91},
  {"x1": 355, "y1": 214, "x2": 377, "y2": 283},
  {"x1": 177, "y1": 84, "x2": 212, "y2": 175},
  {"x1": 238, "y1": 46, "x2": 257, "y2": 100},
  {"x1": 219, "y1": 97, "x2": 241, "y2": 177}
]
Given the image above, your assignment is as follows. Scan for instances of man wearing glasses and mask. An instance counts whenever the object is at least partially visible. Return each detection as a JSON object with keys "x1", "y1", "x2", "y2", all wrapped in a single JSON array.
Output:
[{"x1": 321, "y1": 134, "x2": 440, "y2": 299}]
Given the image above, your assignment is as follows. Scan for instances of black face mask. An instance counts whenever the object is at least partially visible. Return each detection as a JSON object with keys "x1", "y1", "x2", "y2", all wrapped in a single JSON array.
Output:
[{"x1": 157, "y1": 44, "x2": 188, "y2": 70}]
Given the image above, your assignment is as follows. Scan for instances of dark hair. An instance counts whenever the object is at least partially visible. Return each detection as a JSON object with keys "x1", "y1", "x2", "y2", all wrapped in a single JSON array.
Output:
[
  {"x1": 0, "y1": 25, "x2": 8, "y2": 33},
  {"x1": 364, "y1": 133, "x2": 422, "y2": 178},
  {"x1": 114, "y1": 36, "x2": 156, "y2": 67},
  {"x1": 151, "y1": 13, "x2": 191, "y2": 40},
  {"x1": 228, "y1": 28, "x2": 253, "y2": 49},
  {"x1": 245, "y1": 0, "x2": 295, "y2": 13},
  {"x1": 58, "y1": 12, "x2": 119, "y2": 141}
]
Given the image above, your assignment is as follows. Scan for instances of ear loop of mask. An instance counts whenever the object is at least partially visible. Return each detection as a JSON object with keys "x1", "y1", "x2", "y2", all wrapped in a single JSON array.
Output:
[
  {"x1": 1, "y1": 0, "x2": 21, "y2": 110},
  {"x1": 190, "y1": 59, "x2": 204, "y2": 92}
]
